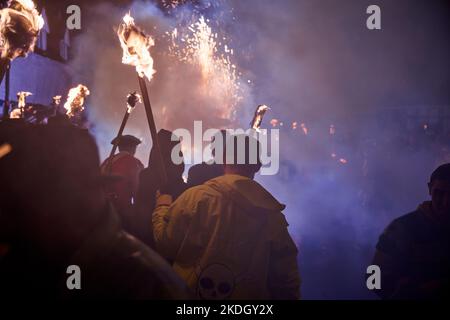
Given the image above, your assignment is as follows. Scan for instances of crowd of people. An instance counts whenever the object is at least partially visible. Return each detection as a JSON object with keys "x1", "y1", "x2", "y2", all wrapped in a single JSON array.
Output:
[{"x1": 0, "y1": 115, "x2": 449, "y2": 299}]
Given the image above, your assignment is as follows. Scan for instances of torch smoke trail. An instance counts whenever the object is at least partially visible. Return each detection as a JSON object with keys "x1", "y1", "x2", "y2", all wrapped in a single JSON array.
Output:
[{"x1": 64, "y1": 84, "x2": 90, "y2": 118}]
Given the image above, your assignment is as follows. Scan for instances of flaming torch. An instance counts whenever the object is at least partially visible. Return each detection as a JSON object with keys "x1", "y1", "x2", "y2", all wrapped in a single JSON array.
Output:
[
  {"x1": 0, "y1": 0, "x2": 44, "y2": 84},
  {"x1": 63, "y1": 84, "x2": 90, "y2": 118},
  {"x1": 16, "y1": 90, "x2": 31, "y2": 118},
  {"x1": 108, "y1": 92, "x2": 141, "y2": 163},
  {"x1": 52, "y1": 95, "x2": 62, "y2": 116},
  {"x1": 117, "y1": 12, "x2": 167, "y2": 183},
  {"x1": 250, "y1": 104, "x2": 269, "y2": 132}
]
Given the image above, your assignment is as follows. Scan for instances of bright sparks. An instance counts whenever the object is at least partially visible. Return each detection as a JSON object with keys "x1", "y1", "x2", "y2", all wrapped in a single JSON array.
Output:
[
  {"x1": 117, "y1": 13, "x2": 156, "y2": 82},
  {"x1": 270, "y1": 119, "x2": 279, "y2": 128},
  {"x1": 64, "y1": 84, "x2": 90, "y2": 118},
  {"x1": 168, "y1": 16, "x2": 242, "y2": 119}
]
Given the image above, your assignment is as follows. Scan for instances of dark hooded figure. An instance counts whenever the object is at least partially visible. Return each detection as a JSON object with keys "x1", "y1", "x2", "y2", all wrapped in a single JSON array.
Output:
[
  {"x1": 133, "y1": 129, "x2": 187, "y2": 249},
  {"x1": 372, "y1": 163, "x2": 450, "y2": 299},
  {"x1": 0, "y1": 122, "x2": 191, "y2": 299}
]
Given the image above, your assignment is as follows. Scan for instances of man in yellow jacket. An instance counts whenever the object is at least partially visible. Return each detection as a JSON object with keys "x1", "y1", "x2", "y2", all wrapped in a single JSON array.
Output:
[{"x1": 153, "y1": 134, "x2": 300, "y2": 300}]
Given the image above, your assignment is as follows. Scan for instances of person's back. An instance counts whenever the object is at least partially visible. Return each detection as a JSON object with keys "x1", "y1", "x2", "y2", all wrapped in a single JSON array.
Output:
[
  {"x1": 153, "y1": 134, "x2": 300, "y2": 299},
  {"x1": 100, "y1": 135, "x2": 144, "y2": 215}
]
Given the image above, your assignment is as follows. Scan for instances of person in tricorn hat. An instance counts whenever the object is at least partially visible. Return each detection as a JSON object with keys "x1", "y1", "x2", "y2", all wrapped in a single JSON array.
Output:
[{"x1": 100, "y1": 134, "x2": 144, "y2": 228}]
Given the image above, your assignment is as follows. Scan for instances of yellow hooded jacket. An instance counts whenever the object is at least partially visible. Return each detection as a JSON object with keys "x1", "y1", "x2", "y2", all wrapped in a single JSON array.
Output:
[{"x1": 153, "y1": 174, "x2": 301, "y2": 300}]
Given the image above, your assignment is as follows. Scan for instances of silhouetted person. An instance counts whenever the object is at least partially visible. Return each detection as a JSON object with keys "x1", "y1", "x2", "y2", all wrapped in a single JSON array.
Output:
[
  {"x1": 100, "y1": 135, "x2": 144, "y2": 229},
  {"x1": 372, "y1": 163, "x2": 450, "y2": 299},
  {"x1": 0, "y1": 123, "x2": 191, "y2": 299},
  {"x1": 134, "y1": 129, "x2": 186, "y2": 249},
  {"x1": 153, "y1": 134, "x2": 301, "y2": 300}
]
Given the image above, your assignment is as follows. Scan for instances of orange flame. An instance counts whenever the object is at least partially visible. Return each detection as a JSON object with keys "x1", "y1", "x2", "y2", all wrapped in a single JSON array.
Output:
[
  {"x1": 270, "y1": 118, "x2": 279, "y2": 127},
  {"x1": 251, "y1": 104, "x2": 269, "y2": 131},
  {"x1": 52, "y1": 95, "x2": 62, "y2": 106},
  {"x1": 64, "y1": 84, "x2": 90, "y2": 118},
  {"x1": 17, "y1": 91, "x2": 32, "y2": 109},
  {"x1": 0, "y1": 0, "x2": 44, "y2": 60},
  {"x1": 301, "y1": 123, "x2": 308, "y2": 135},
  {"x1": 117, "y1": 13, "x2": 155, "y2": 82}
]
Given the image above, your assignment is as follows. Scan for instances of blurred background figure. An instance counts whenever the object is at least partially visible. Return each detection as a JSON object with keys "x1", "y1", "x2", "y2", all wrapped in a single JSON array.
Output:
[{"x1": 372, "y1": 163, "x2": 450, "y2": 299}]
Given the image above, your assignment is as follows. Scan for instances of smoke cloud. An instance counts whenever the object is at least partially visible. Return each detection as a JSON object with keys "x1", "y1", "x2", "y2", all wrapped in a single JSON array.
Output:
[{"x1": 70, "y1": 0, "x2": 450, "y2": 298}]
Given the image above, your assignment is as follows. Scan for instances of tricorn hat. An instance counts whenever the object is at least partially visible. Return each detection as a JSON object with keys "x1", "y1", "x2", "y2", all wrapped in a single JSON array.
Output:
[{"x1": 111, "y1": 134, "x2": 141, "y2": 147}]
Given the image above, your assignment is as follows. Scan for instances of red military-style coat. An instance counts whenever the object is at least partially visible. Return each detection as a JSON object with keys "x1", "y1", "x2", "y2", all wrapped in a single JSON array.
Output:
[{"x1": 100, "y1": 151, "x2": 144, "y2": 212}]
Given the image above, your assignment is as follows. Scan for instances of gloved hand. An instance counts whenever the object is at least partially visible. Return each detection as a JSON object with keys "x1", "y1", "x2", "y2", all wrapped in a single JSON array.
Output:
[{"x1": 155, "y1": 189, "x2": 173, "y2": 208}]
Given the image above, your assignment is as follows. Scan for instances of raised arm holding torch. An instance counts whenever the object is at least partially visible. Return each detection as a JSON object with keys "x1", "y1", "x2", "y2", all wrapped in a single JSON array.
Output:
[{"x1": 117, "y1": 13, "x2": 167, "y2": 185}]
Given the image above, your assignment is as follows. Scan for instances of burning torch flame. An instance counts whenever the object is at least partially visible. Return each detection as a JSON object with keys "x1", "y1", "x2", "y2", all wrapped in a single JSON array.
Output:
[
  {"x1": 17, "y1": 91, "x2": 31, "y2": 109},
  {"x1": 301, "y1": 123, "x2": 308, "y2": 135},
  {"x1": 292, "y1": 122, "x2": 298, "y2": 130},
  {"x1": 117, "y1": 13, "x2": 155, "y2": 82},
  {"x1": 64, "y1": 84, "x2": 90, "y2": 118},
  {"x1": 9, "y1": 108, "x2": 21, "y2": 118},
  {"x1": 250, "y1": 104, "x2": 269, "y2": 131},
  {"x1": 126, "y1": 91, "x2": 142, "y2": 113},
  {"x1": 0, "y1": 0, "x2": 44, "y2": 60},
  {"x1": 52, "y1": 95, "x2": 62, "y2": 106},
  {"x1": 330, "y1": 124, "x2": 336, "y2": 135},
  {"x1": 339, "y1": 158, "x2": 348, "y2": 164},
  {"x1": 270, "y1": 119, "x2": 279, "y2": 128}
]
